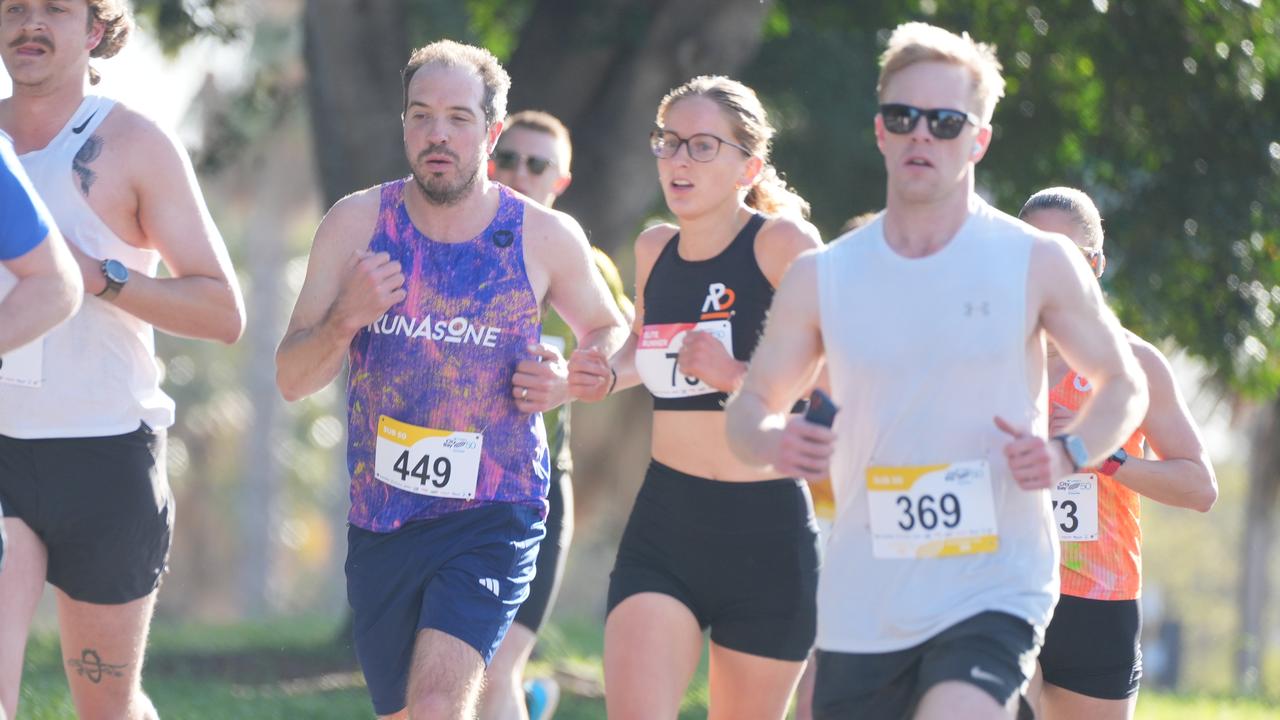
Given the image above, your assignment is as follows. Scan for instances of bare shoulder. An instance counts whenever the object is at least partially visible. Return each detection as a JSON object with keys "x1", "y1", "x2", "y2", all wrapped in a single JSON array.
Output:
[
  {"x1": 757, "y1": 215, "x2": 822, "y2": 284},
  {"x1": 317, "y1": 185, "x2": 382, "y2": 248},
  {"x1": 1126, "y1": 331, "x2": 1174, "y2": 383},
  {"x1": 522, "y1": 200, "x2": 589, "y2": 253},
  {"x1": 102, "y1": 104, "x2": 187, "y2": 168},
  {"x1": 635, "y1": 222, "x2": 678, "y2": 261}
]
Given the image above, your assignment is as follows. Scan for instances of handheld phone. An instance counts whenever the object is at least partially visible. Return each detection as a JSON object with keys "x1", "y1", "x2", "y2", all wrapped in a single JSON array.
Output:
[{"x1": 804, "y1": 389, "x2": 838, "y2": 428}]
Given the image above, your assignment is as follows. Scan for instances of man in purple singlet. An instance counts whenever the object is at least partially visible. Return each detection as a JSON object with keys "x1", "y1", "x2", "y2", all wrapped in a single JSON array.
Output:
[{"x1": 276, "y1": 40, "x2": 628, "y2": 720}]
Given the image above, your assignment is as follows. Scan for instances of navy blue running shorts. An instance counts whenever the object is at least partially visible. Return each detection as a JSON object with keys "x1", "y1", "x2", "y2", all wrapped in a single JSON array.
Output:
[{"x1": 345, "y1": 502, "x2": 544, "y2": 716}]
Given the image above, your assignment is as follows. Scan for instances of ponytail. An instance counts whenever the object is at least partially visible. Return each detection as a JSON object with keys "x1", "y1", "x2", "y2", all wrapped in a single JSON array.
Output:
[{"x1": 746, "y1": 164, "x2": 810, "y2": 219}]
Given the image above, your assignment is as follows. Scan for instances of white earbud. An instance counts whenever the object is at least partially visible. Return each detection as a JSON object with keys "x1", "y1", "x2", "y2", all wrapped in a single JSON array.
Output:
[{"x1": 971, "y1": 141, "x2": 982, "y2": 156}]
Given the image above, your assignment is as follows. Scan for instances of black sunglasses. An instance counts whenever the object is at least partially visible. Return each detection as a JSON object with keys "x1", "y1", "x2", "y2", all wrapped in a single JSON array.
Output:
[
  {"x1": 492, "y1": 149, "x2": 555, "y2": 176},
  {"x1": 649, "y1": 128, "x2": 750, "y2": 162},
  {"x1": 879, "y1": 103, "x2": 980, "y2": 140}
]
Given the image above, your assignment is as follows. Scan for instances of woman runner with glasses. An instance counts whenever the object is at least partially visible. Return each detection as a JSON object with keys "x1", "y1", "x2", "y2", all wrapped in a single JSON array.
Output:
[{"x1": 568, "y1": 75, "x2": 823, "y2": 719}]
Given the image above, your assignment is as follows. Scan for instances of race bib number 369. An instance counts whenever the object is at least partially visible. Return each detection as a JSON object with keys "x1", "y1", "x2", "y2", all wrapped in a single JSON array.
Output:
[
  {"x1": 374, "y1": 415, "x2": 482, "y2": 500},
  {"x1": 866, "y1": 460, "x2": 999, "y2": 559},
  {"x1": 636, "y1": 320, "x2": 733, "y2": 399},
  {"x1": 1051, "y1": 473, "x2": 1099, "y2": 542}
]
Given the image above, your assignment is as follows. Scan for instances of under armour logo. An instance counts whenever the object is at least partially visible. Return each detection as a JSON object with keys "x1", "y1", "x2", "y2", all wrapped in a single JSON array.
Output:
[
  {"x1": 491, "y1": 230, "x2": 514, "y2": 248},
  {"x1": 964, "y1": 301, "x2": 990, "y2": 317},
  {"x1": 478, "y1": 578, "x2": 501, "y2": 596}
]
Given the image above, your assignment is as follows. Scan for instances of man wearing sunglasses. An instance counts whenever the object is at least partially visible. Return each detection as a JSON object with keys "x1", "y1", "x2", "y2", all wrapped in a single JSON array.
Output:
[
  {"x1": 482, "y1": 110, "x2": 633, "y2": 720},
  {"x1": 726, "y1": 22, "x2": 1148, "y2": 720}
]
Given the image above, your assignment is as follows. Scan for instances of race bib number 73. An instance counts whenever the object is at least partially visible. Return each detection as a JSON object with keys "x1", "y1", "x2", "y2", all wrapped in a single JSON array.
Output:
[
  {"x1": 635, "y1": 320, "x2": 733, "y2": 398},
  {"x1": 374, "y1": 415, "x2": 482, "y2": 500},
  {"x1": 866, "y1": 460, "x2": 999, "y2": 559},
  {"x1": 1051, "y1": 473, "x2": 1099, "y2": 542}
]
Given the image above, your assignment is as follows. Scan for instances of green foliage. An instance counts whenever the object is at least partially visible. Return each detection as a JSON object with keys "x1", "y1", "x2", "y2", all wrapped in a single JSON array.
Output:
[
  {"x1": 131, "y1": 0, "x2": 242, "y2": 55},
  {"x1": 748, "y1": 0, "x2": 1280, "y2": 398},
  {"x1": 405, "y1": 0, "x2": 534, "y2": 60}
]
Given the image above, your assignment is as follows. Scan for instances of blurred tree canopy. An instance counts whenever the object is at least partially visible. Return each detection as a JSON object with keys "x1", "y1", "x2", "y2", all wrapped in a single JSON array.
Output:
[{"x1": 129, "y1": 0, "x2": 1280, "y2": 690}]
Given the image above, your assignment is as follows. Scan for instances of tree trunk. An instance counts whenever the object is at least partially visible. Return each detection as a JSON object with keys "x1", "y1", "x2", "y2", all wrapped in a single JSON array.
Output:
[
  {"x1": 1236, "y1": 395, "x2": 1280, "y2": 694},
  {"x1": 303, "y1": 0, "x2": 411, "y2": 206},
  {"x1": 508, "y1": 0, "x2": 775, "y2": 255}
]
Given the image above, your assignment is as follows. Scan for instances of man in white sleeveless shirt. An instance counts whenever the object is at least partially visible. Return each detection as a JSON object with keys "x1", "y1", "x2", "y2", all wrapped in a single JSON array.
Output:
[
  {"x1": 726, "y1": 23, "x2": 1148, "y2": 720},
  {"x1": 0, "y1": 2, "x2": 245, "y2": 718}
]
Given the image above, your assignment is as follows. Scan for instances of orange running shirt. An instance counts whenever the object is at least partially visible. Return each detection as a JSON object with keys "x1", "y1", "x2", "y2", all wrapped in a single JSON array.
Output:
[{"x1": 1051, "y1": 370, "x2": 1145, "y2": 600}]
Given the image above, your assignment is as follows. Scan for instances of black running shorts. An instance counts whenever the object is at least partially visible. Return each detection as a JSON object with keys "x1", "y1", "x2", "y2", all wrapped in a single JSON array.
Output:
[
  {"x1": 813, "y1": 611, "x2": 1039, "y2": 720},
  {"x1": 607, "y1": 460, "x2": 820, "y2": 662},
  {"x1": 1039, "y1": 594, "x2": 1142, "y2": 699},
  {"x1": 0, "y1": 424, "x2": 173, "y2": 604}
]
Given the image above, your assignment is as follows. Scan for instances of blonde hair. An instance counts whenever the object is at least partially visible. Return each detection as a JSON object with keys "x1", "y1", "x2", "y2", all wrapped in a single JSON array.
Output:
[
  {"x1": 402, "y1": 40, "x2": 510, "y2": 127},
  {"x1": 877, "y1": 22, "x2": 1005, "y2": 124},
  {"x1": 86, "y1": 0, "x2": 133, "y2": 86},
  {"x1": 503, "y1": 109, "x2": 572, "y2": 172},
  {"x1": 656, "y1": 75, "x2": 810, "y2": 219}
]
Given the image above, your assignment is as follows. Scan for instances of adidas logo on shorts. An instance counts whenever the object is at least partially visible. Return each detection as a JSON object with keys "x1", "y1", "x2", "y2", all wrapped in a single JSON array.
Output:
[{"x1": 479, "y1": 578, "x2": 501, "y2": 596}]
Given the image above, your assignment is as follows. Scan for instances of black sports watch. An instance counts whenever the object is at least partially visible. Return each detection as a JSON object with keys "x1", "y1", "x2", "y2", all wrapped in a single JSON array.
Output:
[
  {"x1": 97, "y1": 258, "x2": 129, "y2": 301},
  {"x1": 1052, "y1": 433, "x2": 1089, "y2": 473}
]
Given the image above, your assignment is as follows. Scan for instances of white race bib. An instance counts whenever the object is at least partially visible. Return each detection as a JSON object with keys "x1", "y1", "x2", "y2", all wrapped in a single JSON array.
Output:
[
  {"x1": 0, "y1": 339, "x2": 43, "y2": 387},
  {"x1": 1051, "y1": 473, "x2": 1099, "y2": 542},
  {"x1": 866, "y1": 460, "x2": 999, "y2": 559},
  {"x1": 635, "y1": 320, "x2": 733, "y2": 398},
  {"x1": 539, "y1": 334, "x2": 567, "y2": 354},
  {"x1": 374, "y1": 415, "x2": 482, "y2": 500}
]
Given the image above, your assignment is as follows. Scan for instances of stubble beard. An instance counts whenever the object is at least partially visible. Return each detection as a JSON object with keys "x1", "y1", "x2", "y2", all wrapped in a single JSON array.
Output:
[{"x1": 412, "y1": 156, "x2": 482, "y2": 207}]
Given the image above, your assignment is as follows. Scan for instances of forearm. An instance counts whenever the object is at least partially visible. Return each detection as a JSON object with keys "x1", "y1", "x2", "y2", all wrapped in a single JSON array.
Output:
[
  {"x1": 112, "y1": 273, "x2": 245, "y2": 343},
  {"x1": 605, "y1": 333, "x2": 640, "y2": 393},
  {"x1": 724, "y1": 388, "x2": 787, "y2": 469},
  {"x1": 1112, "y1": 456, "x2": 1216, "y2": 512},
  {"x1": 276, "y1": 316, "x2": 356, "y2": 402},
  {"x1": 1067, "y1": 372, "x2": 1149, "y2": 466},
  {"x1": 577, "y1": 320, "x2": 629, "y2": 358},
  {"x1": 0, "y1": 275, "x2": 81, "y2": 354}
]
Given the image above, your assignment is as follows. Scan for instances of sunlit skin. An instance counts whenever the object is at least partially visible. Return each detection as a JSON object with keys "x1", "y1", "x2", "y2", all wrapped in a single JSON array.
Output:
[
  {"x1": 875, "y1": 61, "x2": 991, "y2": 214},
  {"x1": 0, "y1": 0, "x2": 103, "y2": 93},
  {"x1": 567, "y1": 91, "x2": 823, "y2": 720},
  {"x1": 402, "y1": 63, "x2": 501, "y2": 208},
  {"x1": 1021, "y1": 204, "x2": 1216, "y2": 720},
  {"x1": 656, "y1": 95, "x2": 761, "y2": 224},
  {"x1": 489, "y1": 125, "x2": 569, "y2": 207}
]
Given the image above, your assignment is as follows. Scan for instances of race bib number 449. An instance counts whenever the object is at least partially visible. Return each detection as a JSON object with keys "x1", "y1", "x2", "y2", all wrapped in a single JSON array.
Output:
[
  {"x1": 1051, "y1": 473, "x2": 1099, "y2": 542},
  {"x1": 866, "y1": 460, "x2": 999, "y2": 559},
  {"x1": 636, "y1": 320, "x2": 733, "y2": 398},
  {"x1": 374, "y1": 415, "x2": 482, "y2": 500}
]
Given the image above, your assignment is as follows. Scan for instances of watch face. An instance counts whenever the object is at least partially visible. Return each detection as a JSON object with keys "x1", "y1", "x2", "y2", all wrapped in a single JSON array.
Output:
[{"x1": 104, "y1": 259, "x2": 129, "y2": 284}]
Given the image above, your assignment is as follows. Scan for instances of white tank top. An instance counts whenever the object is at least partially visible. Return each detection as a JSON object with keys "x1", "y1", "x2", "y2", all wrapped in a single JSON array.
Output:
[
  {"x1": 0, "y1": 96, "x2": 174, "y2": 438},
  {"x1": 815, "y1": 198, "x2": 1058, "y2": 653}
]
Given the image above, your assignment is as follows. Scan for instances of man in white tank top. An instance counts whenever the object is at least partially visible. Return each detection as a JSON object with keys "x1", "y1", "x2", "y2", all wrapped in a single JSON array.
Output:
[
  {"x1": 0, "y1": 3, "x2": 245, "y2": 719},
  {"x1": 726, "y1": 23, "x2": 1149, "y2": 720}
]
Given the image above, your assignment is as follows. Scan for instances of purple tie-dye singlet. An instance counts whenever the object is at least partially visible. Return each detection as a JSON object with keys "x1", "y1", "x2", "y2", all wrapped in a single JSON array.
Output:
[{"x1": 346, "y1": 180, "x2": 550, "y2": 532}]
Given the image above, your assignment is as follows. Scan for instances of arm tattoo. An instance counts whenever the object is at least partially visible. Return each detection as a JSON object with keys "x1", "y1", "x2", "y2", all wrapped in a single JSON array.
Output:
[
  {"x1": 66, "y1": 648, "x2": 128, "y2": 684},
  {"x1": 73, "y1": 135, "x2": 104, "y2": 197}
]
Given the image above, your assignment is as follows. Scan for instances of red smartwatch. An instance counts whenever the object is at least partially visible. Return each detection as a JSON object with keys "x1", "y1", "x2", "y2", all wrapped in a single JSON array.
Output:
[{"x1": 1098, "y1": 447, "x2": 1129, "y2": 476}]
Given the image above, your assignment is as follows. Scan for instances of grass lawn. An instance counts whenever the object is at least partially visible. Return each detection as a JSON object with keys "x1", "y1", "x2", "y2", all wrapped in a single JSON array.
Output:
[{"x1": 14, "y1": 616, "x2": 1278, "y2": 718}]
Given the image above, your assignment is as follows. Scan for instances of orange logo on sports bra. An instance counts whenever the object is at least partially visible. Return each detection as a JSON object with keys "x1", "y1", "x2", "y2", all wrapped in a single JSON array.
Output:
[{"x1": 701, "y1": 282, "x2": 736, "y2": 320}]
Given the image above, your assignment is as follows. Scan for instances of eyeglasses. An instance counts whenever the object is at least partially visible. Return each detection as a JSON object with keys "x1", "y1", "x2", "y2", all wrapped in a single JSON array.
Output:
[
  {"x1": 1078, "y1": 245, "x2": 1104, "y2": 277},
  {"x1": 492, "y1": 149, "x2": 555, "y2": 176},
  {"x1": 879, "y1": 103, "x2": 980, "y2": 140},
  {"x1": 649, "y1": 128, "x2": 750, "y2": 162}
]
